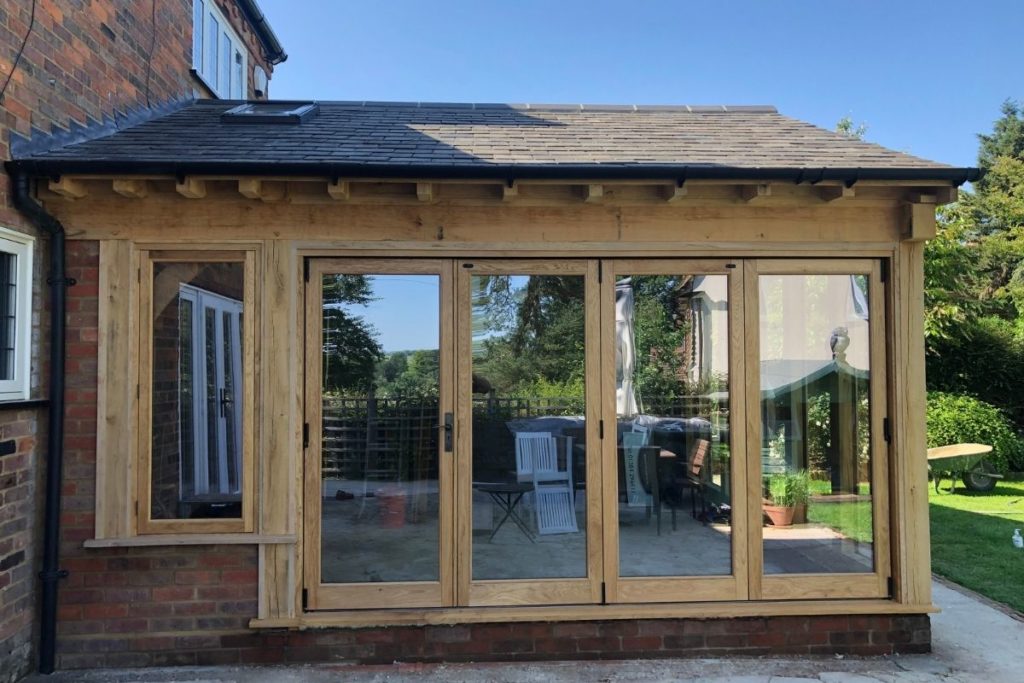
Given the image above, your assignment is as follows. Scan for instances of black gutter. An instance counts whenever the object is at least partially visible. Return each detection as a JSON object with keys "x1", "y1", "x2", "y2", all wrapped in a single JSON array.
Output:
[
  {"x1": 237, "y1": 0, "x2": 287, "y2": 65},
  {"x1": 4, "y1": 159, "x2": 983, "y2": 186},
  {"x1": 11, "y1": 173, "x2": 72, "y2": 675}
]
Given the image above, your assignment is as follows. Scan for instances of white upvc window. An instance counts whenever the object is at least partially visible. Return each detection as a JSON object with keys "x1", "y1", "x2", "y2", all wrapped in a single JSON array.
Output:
[
  {"x1": 192, "y1": 0, "x2": 247, "y2": 99},
  {"x1": 0, "y1": 227, "x2": 34, "y2": 402}
]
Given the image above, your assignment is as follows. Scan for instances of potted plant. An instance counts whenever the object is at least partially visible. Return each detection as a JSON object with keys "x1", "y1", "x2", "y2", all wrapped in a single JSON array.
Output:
[{"x1": 763, "y1": 470, "x2": 809, "y2": 527}]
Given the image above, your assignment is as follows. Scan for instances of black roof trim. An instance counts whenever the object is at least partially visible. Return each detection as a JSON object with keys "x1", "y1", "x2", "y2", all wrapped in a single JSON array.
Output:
[
  {"x1": 5, "y1": 158, "x2": 981, "y2": 186},
  {"x1": 237, "y1": 0, "x2": 287, "y2": 65}
]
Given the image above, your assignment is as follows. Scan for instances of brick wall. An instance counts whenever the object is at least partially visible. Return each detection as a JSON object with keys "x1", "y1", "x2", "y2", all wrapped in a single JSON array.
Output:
[
  {"x1": 0, "y1": 3, "x2": 278, "y2": 677},
  {"x1": 58, "y1": 240, "x2": 259, "y2": 668}
]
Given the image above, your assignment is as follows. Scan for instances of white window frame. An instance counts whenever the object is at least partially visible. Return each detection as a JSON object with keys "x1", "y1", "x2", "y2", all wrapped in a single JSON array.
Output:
[
  {"x1": 192, "y1": 0, "x2": 248, "y2": 99},
  {"x1": 0, "y1": 227, "x2": 34, "y2": 402}
]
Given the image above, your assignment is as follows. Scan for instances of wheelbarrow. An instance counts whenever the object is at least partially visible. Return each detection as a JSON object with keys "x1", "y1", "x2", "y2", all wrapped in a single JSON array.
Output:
[{"x1": 927, "y1": 443, "x2": 1002, "y2": 493}]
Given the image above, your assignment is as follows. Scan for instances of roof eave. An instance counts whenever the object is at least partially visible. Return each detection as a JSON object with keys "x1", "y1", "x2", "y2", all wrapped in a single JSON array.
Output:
[
  {"x1": 4, "y1": 159, "x2": 982, "y2": 186},
  {"x1": 237, "y1": 0, "x2": 287, "y2": 65}
]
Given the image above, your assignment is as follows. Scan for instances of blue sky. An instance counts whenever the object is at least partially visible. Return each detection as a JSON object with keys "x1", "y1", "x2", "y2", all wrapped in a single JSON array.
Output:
[{"x1": 259, "y1": 0, "x2": 1021, "y2": 169}]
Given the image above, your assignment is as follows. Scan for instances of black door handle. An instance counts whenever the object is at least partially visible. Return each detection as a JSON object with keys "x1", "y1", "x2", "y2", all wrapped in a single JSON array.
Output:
[{"x1": 440, "y1": 412, "x2": 453, "y2": 452}]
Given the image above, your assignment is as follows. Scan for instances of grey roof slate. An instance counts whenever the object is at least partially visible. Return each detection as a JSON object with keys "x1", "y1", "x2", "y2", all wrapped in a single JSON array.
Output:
[{"x1": 8, "y1": 100, "x2": 975, "y2": 182}]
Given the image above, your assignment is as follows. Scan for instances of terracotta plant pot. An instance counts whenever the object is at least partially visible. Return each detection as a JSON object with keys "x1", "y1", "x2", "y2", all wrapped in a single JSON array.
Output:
[
  {"x1": 791, "y1": 503, "x2": 807, "y2": 525},
  {"x1": 764, "y1": 504, "x2": 795, "y2": 527},
  {"x1": 376, "y1": 487, "x2": 406, "y2": 529}
]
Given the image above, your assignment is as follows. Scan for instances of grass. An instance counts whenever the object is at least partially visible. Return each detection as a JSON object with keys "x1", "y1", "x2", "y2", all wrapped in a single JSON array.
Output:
[
  {"x1": 807, "y1": 499, "x2": 874, "y2": 543},
  {"x1": 929, "y1": 480, "x2": 1024, "y2": 613},
  {"x1": 804, "y1": 478, "x2": 874, "y2": 543}
]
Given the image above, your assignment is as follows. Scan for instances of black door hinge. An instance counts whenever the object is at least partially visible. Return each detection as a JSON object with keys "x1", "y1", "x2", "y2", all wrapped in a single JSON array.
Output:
[
  {"x1": 601, "y1": 581, "x2": 607, "y2": 604},
  {"x1": 597, "y1": 261, "x2": 603, "y2": 283},
  {"x1": 887, "y1": 576, "x2": 894, "y2": 597},
  {"x1": 599, "y1": 420, "x2": 604, "y2": 439},
  {"x1": 880, "y1": 259, "x2": 889, "y2": 283},
  {"x1": 302, "y1": 588, "x2": 308, "y2": 610},
  {"x1": 883, "y1": 418, "x2": 892, "y2": 443},
  {"x1": 303, "y1": 258, "x2": 310, "y2": 282},
  {"x1": 303, "y1": 423, "x2": 310, "y2": 449}
]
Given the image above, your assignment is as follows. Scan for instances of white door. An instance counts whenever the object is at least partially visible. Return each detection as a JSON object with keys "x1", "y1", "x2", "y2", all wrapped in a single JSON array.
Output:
[{"x1": 179, "y1": 284, "x2": 243, "y2": 500}]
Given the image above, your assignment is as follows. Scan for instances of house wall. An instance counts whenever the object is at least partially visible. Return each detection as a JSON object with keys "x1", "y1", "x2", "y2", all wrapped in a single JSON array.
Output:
[{"x1": 0, "y1": 3, "x2": 278, "y2": 679}]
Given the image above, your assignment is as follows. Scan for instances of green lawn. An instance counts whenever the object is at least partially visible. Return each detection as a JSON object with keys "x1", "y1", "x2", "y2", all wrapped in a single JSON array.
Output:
[
  {"x1": 806, "y1": 479, "x2": 874, "y2": 543},
  {"x1": 930, "y1": 480, "x2": 1024, "y2": 613},
  {"x1": 807, "y1": 499, "x2": 873, "y2": 543}
]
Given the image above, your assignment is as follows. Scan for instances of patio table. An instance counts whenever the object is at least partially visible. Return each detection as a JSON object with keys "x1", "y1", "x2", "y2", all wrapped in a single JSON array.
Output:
[{"x1": 473, "y1": 481, "x2": 536, "y2": 543}]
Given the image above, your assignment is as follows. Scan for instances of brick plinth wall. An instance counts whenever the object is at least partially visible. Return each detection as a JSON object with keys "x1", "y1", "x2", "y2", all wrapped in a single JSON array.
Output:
[{"x1": 57, "y1": 614, "x2": 930, "y2": 669}]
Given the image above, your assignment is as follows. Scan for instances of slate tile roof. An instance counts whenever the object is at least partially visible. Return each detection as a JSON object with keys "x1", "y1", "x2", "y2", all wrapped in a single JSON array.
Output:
[{"x1": 9, "y1": 100, "x2": 975, "y2": 182}]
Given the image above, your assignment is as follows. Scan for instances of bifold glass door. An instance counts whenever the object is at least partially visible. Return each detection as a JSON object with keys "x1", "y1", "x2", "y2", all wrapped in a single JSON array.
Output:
[
  {"x1": 749, "y1": 260, "x2": 890, "y2": 600},
  {"x1": 304, "y1": 260, "x2": 454, "y2": 609},
  {"x1": 303, "y1": 257, "x2": 890, "y2": 611},
  {"x1": 456, "y1": 260, "x2": 602, "y2": 607},
  {"x1": 601, "y1": 260, "x2": 748, "y2": 603}
]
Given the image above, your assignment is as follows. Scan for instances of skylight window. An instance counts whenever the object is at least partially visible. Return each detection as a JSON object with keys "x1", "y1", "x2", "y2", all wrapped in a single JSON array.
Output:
[{"x1": 220, "y1": 102, "x2": 320, "y2": 124}]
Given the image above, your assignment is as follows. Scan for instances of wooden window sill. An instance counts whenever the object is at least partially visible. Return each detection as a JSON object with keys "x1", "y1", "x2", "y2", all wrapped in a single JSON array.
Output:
[{"x1": 83, "y1": 533, "x2": 296, "y2": 548}]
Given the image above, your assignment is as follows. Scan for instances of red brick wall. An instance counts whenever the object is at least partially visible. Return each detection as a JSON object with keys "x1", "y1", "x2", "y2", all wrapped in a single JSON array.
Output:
[
  {"x1": 59, "y1": 240, "x2": 260, "y2": 668},
  {"x1": 1, "y1": 3, "x2": 279, "y2": 677}
]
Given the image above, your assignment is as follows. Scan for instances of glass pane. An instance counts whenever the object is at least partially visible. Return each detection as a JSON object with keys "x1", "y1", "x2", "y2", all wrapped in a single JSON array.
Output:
[
  {"x1": 204, "y1": 308, "x2": 219, "y2": 491},
  {"x1": 470, "y1": 273, "x2": 587, "y2": 580},
  {"x1": 222, "y1": 311, "x2": 239, "y2": 492},
  {"x1": 150, "y1": 262, "x2": 244, "y2": 520},
  {"x1": 206, "y1": 14, "x2": 219, "y2": 86},
  {"x1": 0, "y1": 252, "x2": 15, "y2": 380},
  {"x1": 219, "y1": 33, "x2": 231, "y2": 95},
  {"x1": 319, "y1": 274, "x2": 441, "y2": 584},
  {"x1": 759, "y1": 274, "x2": 874, "y2": 574},
  {"x1": 192, "y1": 0, "x2": 204, "y2": 69},
  {"x1": 178, "y1": 298, "x2": 195, "y2": 497},
  {"x1": 233, "y1": 50, "x2": 244, "y2": 99},
  {"x1": 615, "y1": 275, "x2": 732, "y2": 577}
]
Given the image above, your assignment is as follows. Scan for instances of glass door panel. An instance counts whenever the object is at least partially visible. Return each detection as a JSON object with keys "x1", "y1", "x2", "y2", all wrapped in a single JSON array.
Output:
[
  {"x1": 458, "y1": 260, "x2": 601, "y2": 606},
  {"x1": 602, "y1": 260, "x2": 746, "y2": 604},
  {"x1": 752, "y1": 260, "x2": 889, "y2": 600},
  {"x1": 305, "y1": 260, "x2": 453, "y2": 610}
]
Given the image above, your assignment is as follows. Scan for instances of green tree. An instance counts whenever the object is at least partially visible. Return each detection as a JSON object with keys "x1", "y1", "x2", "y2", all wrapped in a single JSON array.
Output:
[
  {"x1": 835, "y1": 116, "x2": 868, "y2": 140},
  {"x1": 321, "y1": 274, "x2": 384, "y2": 393}
]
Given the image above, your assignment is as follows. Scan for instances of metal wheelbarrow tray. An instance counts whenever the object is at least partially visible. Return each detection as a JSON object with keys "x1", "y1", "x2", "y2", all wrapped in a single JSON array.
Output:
[{"x1": 927, "y1": 443, "x2": 1002, "y2": 493}]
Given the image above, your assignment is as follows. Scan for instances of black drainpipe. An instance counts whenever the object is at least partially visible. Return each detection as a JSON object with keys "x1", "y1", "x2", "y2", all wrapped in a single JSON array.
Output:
[{"x1": 11, "y1": 172, "x2": 72, "y2": 675}]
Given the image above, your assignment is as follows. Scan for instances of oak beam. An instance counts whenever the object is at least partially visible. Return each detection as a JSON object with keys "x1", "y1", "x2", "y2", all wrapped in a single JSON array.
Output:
[
  {"x1": 416, "y1": 182, "x2": 435, "y2": 202},
  {"x1": 934, "y1": 187, "x2": 958, "y2": 205},
  {"x1": 665, "y1": 182, "x2": 688, "y2": 203},
  {"x1": 175, "y1": 177, "x2": 206, "y2": 199},
  {"x1": 905, "y1": 201, "x2": 937, "y2": 241},
  {"x1": 740, "y1": 184, "x2": 771, "y2": 203},
  {"x1": 49, "y1": 176, "x2": 88, "y2": 200},
  {"x1": 112, "y1": 179, "x2": 148, "y2": 199},
  {"x1": 327, "y1": 180, "x2": 350, "y2": 201},
  {"x1": 583, "y1": 184, "x2": 604, "y2": 203},
  {"x1": 817, "y1": 185, "x2": 855, "y2": 202},
  {"x1": 238, "y1": 178, "x2": 285, "y2": 202},
  {"x1": 502, "y1": 181, "x2": 519, "y2": 202}
]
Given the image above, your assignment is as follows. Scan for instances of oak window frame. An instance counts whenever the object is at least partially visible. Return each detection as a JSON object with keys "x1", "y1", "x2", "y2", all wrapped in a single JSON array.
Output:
[{"x1": 136, "y1": 247, "x2": 258, "y2": 535}]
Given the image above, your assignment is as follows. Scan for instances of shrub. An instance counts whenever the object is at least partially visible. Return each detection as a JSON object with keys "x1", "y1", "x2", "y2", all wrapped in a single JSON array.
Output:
[
  {"x1": 765, "y1": 470, "x2": 810, "y2": 507},
  {"x1": 926, "y1": 315, "x2": 1024, "y2": 428},
  {"x1": 926, "y1": 391, "x2": 1024, "y2": 472}
]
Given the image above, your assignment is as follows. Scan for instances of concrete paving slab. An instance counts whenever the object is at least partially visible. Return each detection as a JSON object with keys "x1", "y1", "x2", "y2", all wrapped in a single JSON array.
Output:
[{"x1": 24, "y1": 578, "x2": 1024, "y2": 683}]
